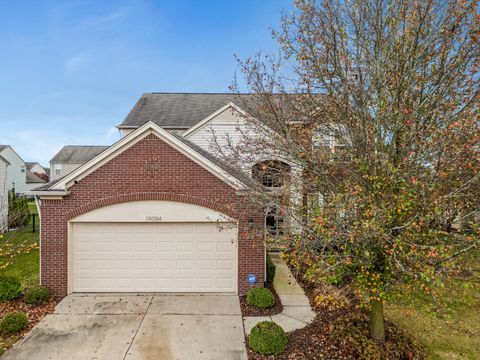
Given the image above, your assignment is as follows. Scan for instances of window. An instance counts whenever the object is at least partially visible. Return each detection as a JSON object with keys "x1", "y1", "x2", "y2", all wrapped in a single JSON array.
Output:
[
  {"x1": 11, "y1": 182, "x2": 15, "y2": 193},
  {"x1": 265, "y1": 204, "x2": 285, "y2": 236},
  {"x1": 20, "y1": 166, "x2": 25, "y2": 173},
  {"x1": 252, "y1": 160, "x2": 291, "y2": 188},
  {"x1": 54, "y1": 164, "x2": 62, "y2": 176},
  {"x1": 312, "y1": 125, "x2": 352, "y2": 163},
  {"x1": 307, "y1": 192, "x2": 324, "y2": 213}
]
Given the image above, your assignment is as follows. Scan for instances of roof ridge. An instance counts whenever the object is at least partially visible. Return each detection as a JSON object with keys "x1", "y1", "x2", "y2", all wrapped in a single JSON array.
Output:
[
  {"x1": 62, "y1": 145, "x2": 109, "y2": 147},
  {"x1": 148, "y1": 92, "x2": 253, "y2": 95}
]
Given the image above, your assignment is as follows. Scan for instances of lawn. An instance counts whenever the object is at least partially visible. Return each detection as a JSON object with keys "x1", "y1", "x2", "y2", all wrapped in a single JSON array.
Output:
[
  {"x1": 0, "y1": 203, "x2": 40, "y2": 289},
  {"x1": 0, "y1": 205, "x2": 43, "y2": 356},
  {"x1": 386, "y1": 250, "x2": 480, "y2": 360}
]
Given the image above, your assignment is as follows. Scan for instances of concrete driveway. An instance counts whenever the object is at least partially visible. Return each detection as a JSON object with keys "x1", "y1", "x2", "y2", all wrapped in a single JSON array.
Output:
[{"x1": 2, "y1": 294, "x2": 247, "y2": 360}]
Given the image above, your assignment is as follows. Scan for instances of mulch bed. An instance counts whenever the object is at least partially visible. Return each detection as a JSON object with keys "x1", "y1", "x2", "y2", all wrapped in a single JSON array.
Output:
[
  {"x1": 0, "y1": 297, "x2": 59, "y2": 354},
  {"x1": 240, "y1": 282, "x2": 283, "y2": 317},
  {"x1": 246, "y1": 280, "x2": 350, "y2": 360},
  {"x1": 246, "y1": 259, "x2": 424, "y2": 359}
]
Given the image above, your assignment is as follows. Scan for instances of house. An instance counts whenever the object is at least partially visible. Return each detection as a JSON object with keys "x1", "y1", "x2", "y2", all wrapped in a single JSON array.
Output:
[
  {"x1": 25, "y1": 162, "x2": 48, "y2": 177},
  {"x1": 0, "y1": 155, "x2": 10, "y2": 232},
  {"x1": 50, "y1": 146, "x2": 109, "y2": 181},
  {"x1": 29, "y1": 92, "x2": 307, "y2": 297},
  {"x1": 0, "y1": 145, "x2": 48, "y2": 194}
]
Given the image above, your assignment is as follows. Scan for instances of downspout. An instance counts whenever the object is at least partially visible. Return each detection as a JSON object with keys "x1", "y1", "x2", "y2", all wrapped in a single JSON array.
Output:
[{"x1": 34, "y1": 195, "x2": 42, "y2": 285}]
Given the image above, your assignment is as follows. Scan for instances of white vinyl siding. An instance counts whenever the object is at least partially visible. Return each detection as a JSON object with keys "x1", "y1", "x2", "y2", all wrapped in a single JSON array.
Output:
[
  {"x1": 0, "y1": 147, "x2": 28, "y2": 194},
  {"x1": 50, "y1": 163, "x2": 83, "y2": 181},
  {"x1": 186, "y1": 108, "x2": 246, "y2": 152}
]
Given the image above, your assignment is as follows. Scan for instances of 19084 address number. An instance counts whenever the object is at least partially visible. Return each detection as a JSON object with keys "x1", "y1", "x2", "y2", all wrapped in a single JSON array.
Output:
[{"x1": 145, "y1": 216, "x2": 162, "y2": 222}]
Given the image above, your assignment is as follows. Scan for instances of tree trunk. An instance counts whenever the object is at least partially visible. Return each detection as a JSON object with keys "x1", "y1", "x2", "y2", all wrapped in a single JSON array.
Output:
[{"x1": 369, "y1": 298, "x2": 385, "y2": 341}]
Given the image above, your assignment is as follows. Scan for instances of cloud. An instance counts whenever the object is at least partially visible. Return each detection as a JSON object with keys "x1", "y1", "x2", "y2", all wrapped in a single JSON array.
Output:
[
  {"x1": 79, "y1": 8, "x2": 129, "y2": 30},
  {"x1": 65, "y1": 51, "x2": 91, "y2": 73}
]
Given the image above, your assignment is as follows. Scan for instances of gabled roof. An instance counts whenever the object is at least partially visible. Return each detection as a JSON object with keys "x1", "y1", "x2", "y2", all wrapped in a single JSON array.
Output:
[
  {"x1": 26, "y1": 170, "x2": 46, "y2": 184},
  {"x1": 0, "y1": 154, "x2": 10, "y2": 165},
  {"x1": 182, "y1": 102, "x2": 252, "y2": 138},
  {"x1": 25, "y1": 162, "x2": 42, "y2": 171},
  {"x1": 171, "y1": 133, "x2": 255, "y2": 187},
  {"x1": 29, "y1": 121, "x2": 251, "y2": 197},
  {"x1": 51, "y1": 145, "x2": 109, "y2": 164},
  {"x1": 118, "y1": 93, "x2": 255, "y2": 129}
]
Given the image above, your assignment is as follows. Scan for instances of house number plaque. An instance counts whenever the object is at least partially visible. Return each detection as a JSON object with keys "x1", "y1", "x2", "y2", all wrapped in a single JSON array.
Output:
[{"x1": 145, "y1": 216, "x2": 162, "y2": 222}]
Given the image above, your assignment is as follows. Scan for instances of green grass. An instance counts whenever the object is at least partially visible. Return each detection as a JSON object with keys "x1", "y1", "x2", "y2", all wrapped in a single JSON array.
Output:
[
  {"x1": 0, "y1": 224, "x2": 39, "y2": 290},
  {"x1": 27, "y1": 200, "x2": 38, "y2": 216},
  {"x1": 386, "y1": 251, "x2": 480, "y2": 359}
]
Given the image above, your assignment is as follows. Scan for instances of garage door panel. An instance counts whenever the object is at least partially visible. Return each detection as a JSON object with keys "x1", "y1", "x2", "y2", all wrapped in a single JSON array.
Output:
[{"x1": 72, "y1": 222, "x2": 236, "y2": 293}]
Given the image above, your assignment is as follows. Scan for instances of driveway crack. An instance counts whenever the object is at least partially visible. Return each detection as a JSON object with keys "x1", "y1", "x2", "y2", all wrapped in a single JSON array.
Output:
[{"x1": 122, "y1": 294, "x2": 154, "y2": 360}]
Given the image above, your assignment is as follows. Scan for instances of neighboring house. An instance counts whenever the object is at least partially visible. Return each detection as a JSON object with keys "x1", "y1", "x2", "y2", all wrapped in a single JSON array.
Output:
[
  {"x1": 25, "y1": 170, "x2": 48, "y2": 192},
  {"x1": 50, "y1": 146, "x2": 109, "y2": 181},
  {"x1": 25, "y1": 162, "x2": 47, "y2": 177},
  {"x1": 0, "y1": 155, "x2": 10, "y2": 232},
  {"x1": 0, "y1": 145, "x2": 35, "y2": 194}
]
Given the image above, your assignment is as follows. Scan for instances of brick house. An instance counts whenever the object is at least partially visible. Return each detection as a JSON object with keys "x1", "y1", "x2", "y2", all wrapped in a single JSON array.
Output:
[{"x1": 31, "y1": 121, "x2": 264, "y2": 296}]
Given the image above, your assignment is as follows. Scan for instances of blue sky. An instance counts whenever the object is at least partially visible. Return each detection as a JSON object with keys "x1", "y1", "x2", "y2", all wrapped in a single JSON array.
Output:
[{"x1": 0, "y1": 0, "x2": 293, "y2": 166}]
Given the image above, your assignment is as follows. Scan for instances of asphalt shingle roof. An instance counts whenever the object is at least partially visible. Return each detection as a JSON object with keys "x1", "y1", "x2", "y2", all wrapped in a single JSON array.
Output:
[
  {"x1": 118, "y1": 93, "x2": 254, "y2": 129},
  {"x1": 51, "y1": 145, "x2": 109, "y2": 164},
  {"x1": 25, "y1": 162, "x2": 40, "y2": 171},
  {"x1": 26, "y1": 171, "x2": 46, "y2": 184}
]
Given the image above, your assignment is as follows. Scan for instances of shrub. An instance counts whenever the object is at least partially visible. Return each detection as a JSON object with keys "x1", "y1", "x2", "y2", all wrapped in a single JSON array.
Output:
[
  {"x1": 266, "y1": 253, "x2": 276, "y2": 283},
  {"x1": 246, "y1": 287, "x2": 275, "y2": 309},
  {"x1": 0, "y1": 312, "x2": 28, "y2": 335},
  {"x1": 8, "y1": 193, "x2": 30, "y2": 228},
  {"x1": 24, "y1": 285, "x2": 50, "y2": 305},
  {"x1": 0, "y1": 275, "x2": 22, "y2": 301},
  {"x1": 249, "y1": 321, "x2": 287, "y2": 355}
]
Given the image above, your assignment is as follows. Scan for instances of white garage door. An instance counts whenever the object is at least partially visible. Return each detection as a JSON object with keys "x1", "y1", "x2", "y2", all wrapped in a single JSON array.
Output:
[{"x1": 71, "y1": 222, "x2": 237, "y2": 293}]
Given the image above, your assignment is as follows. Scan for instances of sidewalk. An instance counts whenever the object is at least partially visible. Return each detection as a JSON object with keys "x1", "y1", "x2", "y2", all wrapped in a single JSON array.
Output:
[{"x1": 243, "y1": 253, "x2": 315, "y2": 335}]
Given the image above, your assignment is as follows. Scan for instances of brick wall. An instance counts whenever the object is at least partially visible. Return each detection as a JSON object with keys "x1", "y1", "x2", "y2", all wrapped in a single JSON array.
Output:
[{"x1": 40, "y1": 133, "x2": 264, "y2": 296}]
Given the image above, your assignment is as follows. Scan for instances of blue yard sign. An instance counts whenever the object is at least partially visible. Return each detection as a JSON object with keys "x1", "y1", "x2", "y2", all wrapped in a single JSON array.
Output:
[{"x1": 247, "y1": 273, "x2": 257, "y2": 284}]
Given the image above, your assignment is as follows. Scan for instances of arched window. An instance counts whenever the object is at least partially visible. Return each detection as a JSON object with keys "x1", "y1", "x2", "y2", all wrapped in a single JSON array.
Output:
[{"x1": 252, "y1": 160, "x2": 291, "y2": 188}]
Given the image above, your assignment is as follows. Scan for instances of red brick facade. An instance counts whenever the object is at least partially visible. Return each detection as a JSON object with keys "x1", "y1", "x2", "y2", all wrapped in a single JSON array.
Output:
[{"x1": 40, "y1": 134, "x2": 264, "y2": 296}]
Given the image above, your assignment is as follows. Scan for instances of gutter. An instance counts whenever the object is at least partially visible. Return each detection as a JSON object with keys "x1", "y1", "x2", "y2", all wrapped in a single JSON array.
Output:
[{"x1": 25, "y1": 190, "x2": 70, "y2": 197}]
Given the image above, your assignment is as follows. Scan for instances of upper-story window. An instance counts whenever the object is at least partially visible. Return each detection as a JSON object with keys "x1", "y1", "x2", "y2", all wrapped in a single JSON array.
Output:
[
  {"x1": 20, "y1": 166, "x2": 25, "y2": 173},
  {"x1": 252, "y1": 160, "x2": 291, "y2": 188},
  {"x1": 54, "y1": 164, "x2": 62, "y2": 176},
  {"x1": 312, "y1": 124, "x2": 351, "y2": 162}
]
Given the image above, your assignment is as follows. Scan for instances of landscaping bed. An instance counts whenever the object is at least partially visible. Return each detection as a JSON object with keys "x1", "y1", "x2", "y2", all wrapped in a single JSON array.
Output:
[
  {"x1": 0, "y1": 297, "x2": 58, "y2": 356},
  {"x1": 240, "y1": 283, "x2": 283, "y2": 317},
  {"x1": 246, "y1": 253, "x2": 426, "y2": 360}
]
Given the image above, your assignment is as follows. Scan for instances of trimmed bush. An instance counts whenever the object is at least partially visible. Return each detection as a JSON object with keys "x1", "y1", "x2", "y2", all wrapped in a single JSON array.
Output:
[
  {"x1": 0, "y1": 312, "x2": 28, "y2": 335},
  {"x1": 246, "y1": 287, "x2": 275, "y2": 309},
  {"x1": 266, "y1": 253, "x2": 276, "y2": 283},
  {"x1": 0, "y1": 275, "x2": 22, "y2": 302},
  {"x1": 249, "y1": 321, "x2": 287, "y2": 355},
  {"x1": 24, "y1": 285, "x2": 50, "y2": 305}
]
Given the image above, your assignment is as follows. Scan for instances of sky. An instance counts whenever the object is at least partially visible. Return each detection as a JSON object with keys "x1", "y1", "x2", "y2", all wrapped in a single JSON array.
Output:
[{"x1": 0, "y1": 0, "x2": 293, "y2": 166}]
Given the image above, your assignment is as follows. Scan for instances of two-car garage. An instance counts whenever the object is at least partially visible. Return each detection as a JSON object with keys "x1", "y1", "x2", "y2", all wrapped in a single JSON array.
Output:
[{"x1": 69, "y1": 201, "x2": 237, "y2": 293}]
